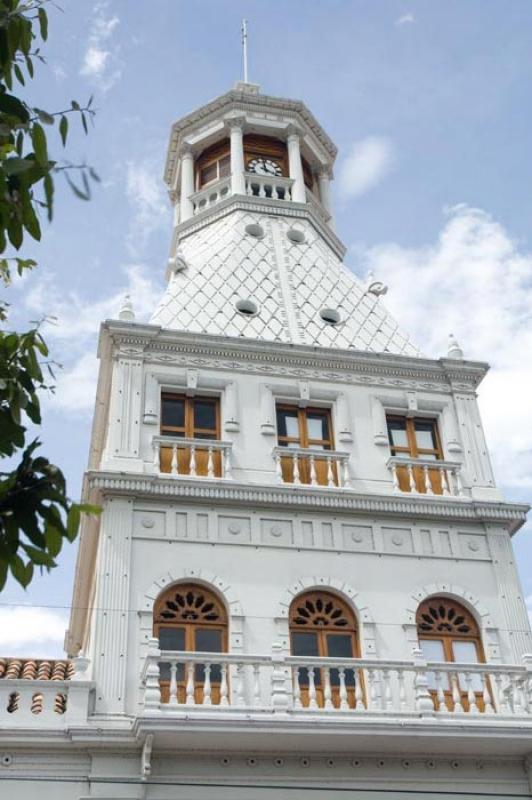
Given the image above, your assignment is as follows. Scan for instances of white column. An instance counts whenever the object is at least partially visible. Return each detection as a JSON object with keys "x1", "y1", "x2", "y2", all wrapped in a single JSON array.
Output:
[
  {"x1": 229, "y1": 119, "x2": 246, "y2": 196},
  {"x1": 179, "y1": 148, "x2": 195, "y2": 222},
  {"x1": 318, "y1": 168, "x2": 335, "y2": 228},
  {"x1": 287, "y1": 127, "x2": 306, "y2": 203}
]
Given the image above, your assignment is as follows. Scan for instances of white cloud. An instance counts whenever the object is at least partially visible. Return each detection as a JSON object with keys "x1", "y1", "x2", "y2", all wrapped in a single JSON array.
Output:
[
  {"x1": 0, "y1": 607, "x2": 68, "y2": 658},
  {"x1": 80, "y1": 1, "x2": 121, "y2": 92},
  {"x1": 358, "y1": 204, "x2": 532, "y2": 491},
  {"x1": 126, "y1": 159, "x2": 170, "y2": 257},
  {"x1": 338, "y1": 136, "x2": 394, "y2": 199},
  {"x1": 23, "y1": 264, "x2": 162, "y2": 416},
  {"x1": 395, "y1": 13, "x2": 415, "y2": 26},
  {"x1": 48, "y1": 352, "x2": 99, "y2": 414},
  {"x1": 25, "y1": 264, "x2": 162, "y2": 344}
]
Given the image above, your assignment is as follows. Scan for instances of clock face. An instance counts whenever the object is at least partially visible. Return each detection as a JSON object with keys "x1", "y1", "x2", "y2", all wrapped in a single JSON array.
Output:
[{"x1": 247, "y1": 157, "x2": 283, "y2": 177}]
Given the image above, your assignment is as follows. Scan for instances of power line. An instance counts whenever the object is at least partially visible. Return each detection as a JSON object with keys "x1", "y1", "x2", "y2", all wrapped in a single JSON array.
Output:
[
  {"x1": 1, "y1": 602, "x2": 532, "y2": 637},
  {"x1": 0, "y1": 775, "x2": 528, "y2": 798}
]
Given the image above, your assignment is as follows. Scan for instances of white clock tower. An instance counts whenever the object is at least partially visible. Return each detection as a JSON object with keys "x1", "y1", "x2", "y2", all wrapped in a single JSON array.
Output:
[{"x1": 1, "y1": 81, "x2": 532, "y2": 800}]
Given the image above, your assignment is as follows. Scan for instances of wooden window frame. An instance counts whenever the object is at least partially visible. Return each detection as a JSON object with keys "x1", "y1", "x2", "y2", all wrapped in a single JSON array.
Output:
[
  {"x1": 160, "y1": 393, "x2": 220, "y2": 440},
  {"x1": 289, "y1": 591, "x2": 361, "y2": 709},
  {"x1": 195, "y1": 139, "x2": 231, "y2": 190},
  {"x1": 416, "y1": 597, "x2": 490, "y2": 712},
  {"x1": 153, "y1": 583, "x2": 228, "y2": 705},
  {"x1": 276, "y1": 404, "x2": 334, "y2": 450},
  {"x1": 386, "y1": 415, "x2": 443, "y2": 460}
]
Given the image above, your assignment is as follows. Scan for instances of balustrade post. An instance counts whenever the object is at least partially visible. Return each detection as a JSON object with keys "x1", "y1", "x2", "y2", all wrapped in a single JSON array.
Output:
[
  {"x1": 153, "y1": 440, "x2": 160, "y2": 471},
  {"x1": 292, "y1": 453, "x2": 301, "y2": 485},
  {"x1": 203, "y1": 663, "x2": 212, "y2": 706},
  {"x1": 494, "y1": 673, "x2": 510, "y2": 715},
  {"x1": 423, "y1": 465, "x2": 433, "y2": 495},
  {"x1": 465, "y1": 671, "x2": 479, "y2": 714},
  {"x1": 522, "y1": 654, "x2": 532, "y2": 714},
  {"x1": 271, "y1": 643, "x2": 290, "y2": 713},
  {"x1": 326, "y1": 457, "x2": 335, "y2": 488},
  {"x1": 412, "y1": 648, "x2": 435, "y2": 716},
  {"x1": 207, "y1": 447, "x2": 215, "y2": 479},
  {"x1": 275, "y1": 452, "x2": 283, "y2": 482},
  {"x1": 185, "y1": 661, "x2": 195, "y2": 705},
  {"x1": 189, "y1": 445, "x2": 197, "y2": 477},
  {"x1": 169, "y1": 660, "x2": 178, "y2": 707},
  {"x1": 391, "y1": 463, "x2": 400, "y2": 493},
  {"x1": 323, "y1": 667, "x2": 333, "y2": 710},
  {"x1": 143, "y1": 639, "x2": 162, "y2": 713},
  {"x1": 482, "y1": 672, "x2": 495, "y2": 715},
  {"x1": 220, "y1": 663, "x2": 229, "y2": 707},
  {"x1": 451, "y1": 672, "x2": 463, "y2": 713},
  {"x1": 309, "y1": 455, "x2": 318, "y2": 486},
  {"x1": 252, "y1": 664, "x2": 261, "y2": 706},
  {"x1": 434, "y1": 671, "x2": 446, "y2": 713},
  {"x1": 171, "y1": 444, "x2": 178, "y2": 475},
  {"x1": 441, "y1": 467, "x2": 451, "y2": 496},
  {"x1": 407, "y1": 464, "x2": 416, "y2": 492},
  {"x1": 223, "y1": 446, "x2": 233, "y2": 479},
  {"x1": 338, "y1": 667, "x2": 349, "y2": 710},
  {"x1": 292, "y1": 667, "x2": 302, "y2": 709}
]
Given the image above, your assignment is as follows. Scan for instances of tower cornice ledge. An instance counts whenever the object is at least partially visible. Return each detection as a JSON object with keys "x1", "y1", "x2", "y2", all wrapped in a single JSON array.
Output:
[
  {"x1": 100, "y1": 322, "x2": 490, "y2": 391},
  {"x1": 165, "y1": 88, "x2": 337, "y2": 186},
  {"x1": 86, "y1": 471, "x2": 529, "y2": 535}
]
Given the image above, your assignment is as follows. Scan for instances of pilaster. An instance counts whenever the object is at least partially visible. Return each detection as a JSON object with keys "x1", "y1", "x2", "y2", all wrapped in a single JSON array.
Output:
[
  {"x1": 103, "y1": 347, "x2": 144, "y2": 471},
  {"x1": 93, "y1": 496, "x2": 134, "y2": 714}
]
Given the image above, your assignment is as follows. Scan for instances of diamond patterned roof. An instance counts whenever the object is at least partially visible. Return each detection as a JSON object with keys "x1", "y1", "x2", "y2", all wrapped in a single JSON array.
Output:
[{"x1": 151, "y1": 210, "x2": 420, "y2": 356}]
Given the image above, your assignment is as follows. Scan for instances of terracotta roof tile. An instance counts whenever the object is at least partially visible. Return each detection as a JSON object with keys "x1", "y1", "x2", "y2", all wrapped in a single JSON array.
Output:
[{"x1": 0, "y1": 658, "x2": 74, "y2": 680}]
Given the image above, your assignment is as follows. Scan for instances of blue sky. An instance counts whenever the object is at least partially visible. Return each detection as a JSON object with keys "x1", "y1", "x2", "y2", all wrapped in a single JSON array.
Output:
[{"x1": 3, "y1": 0, "x2": 532, "y2": 655}]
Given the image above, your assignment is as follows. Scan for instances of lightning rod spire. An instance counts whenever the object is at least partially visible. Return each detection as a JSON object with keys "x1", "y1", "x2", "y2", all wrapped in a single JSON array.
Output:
[{"x1": 241, "y1": 18, "x2": 249, "y2": 83}]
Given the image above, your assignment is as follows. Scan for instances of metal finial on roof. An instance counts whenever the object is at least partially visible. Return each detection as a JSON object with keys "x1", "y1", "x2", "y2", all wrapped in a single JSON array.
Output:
[
  {"x1": 447, "y1": 333, "x2": 464, "y2": 359},
  {"x1": 118, "y1": 294, "x2": 135, "y2": 322},
  {"x1": 241, "y1": 19, "x2": 249, "y2": 84}
]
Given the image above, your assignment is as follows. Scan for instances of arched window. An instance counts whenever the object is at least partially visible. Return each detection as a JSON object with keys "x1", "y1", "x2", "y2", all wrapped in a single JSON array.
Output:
[
  {"x1": 153, "y1": 583, "x2": 227, "y2": 704},
  {"x1": 289, "y1": 590, "x2": 361, "y2": 709},
  {"x1": 416, "y1": 597, "x2": 486, "y2": 710}
]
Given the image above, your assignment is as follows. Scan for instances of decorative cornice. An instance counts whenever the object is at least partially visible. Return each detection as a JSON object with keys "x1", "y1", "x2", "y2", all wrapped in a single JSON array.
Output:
[
  {"x1": 175, "y1": 194, "x2": 346, "y2": 260},
  {"x1": 100, "y1": 321, "x2": 489, "y2": 393},
  {"x1": 87, "y1": 472, "x2": 528, "y2": 534}
]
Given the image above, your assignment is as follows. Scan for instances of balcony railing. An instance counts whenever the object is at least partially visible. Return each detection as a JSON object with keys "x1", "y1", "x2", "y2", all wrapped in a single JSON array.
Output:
[
  {"x1": 0, "y1": 679, "x2": 92, "y2": 727},
  {"x1": 190, "y1": 177, "x2": 231, "y2": 216},
  {"x1": 245, "y1": 173, "x2": 294, "y2": 201},
  {"x1": 142, "y1": 648, "x2": 532, "y2": 718},
  {"x1": 273, "y1": 446, "x2": 350, "y2": 488},
  {"x1": 153, "y1": 436, "x2": 233, "y2": 479},
  {"x1": 387, "y1": 456, "x2": 464, "y2": 497}
]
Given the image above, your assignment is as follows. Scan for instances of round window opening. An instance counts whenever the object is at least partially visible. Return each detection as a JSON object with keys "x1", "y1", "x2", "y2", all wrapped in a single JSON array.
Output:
[
  {"x1": 236, "y1": 298, "x2": 259, "y2": 317},
  {"x1": 287, "y1": 228, "x2": 305, "y2": 244},
  {"x1": 319, "y1": 308, "x2": 341, "y2": 325},
  {"x1": 245, "y1": 223, "x2": 264, "y2": 239}
]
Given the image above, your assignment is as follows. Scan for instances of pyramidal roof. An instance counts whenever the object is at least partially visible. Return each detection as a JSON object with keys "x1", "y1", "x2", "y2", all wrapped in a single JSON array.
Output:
[{"x1": 150, "y1": 209, "x2": 420, "y2": 357}]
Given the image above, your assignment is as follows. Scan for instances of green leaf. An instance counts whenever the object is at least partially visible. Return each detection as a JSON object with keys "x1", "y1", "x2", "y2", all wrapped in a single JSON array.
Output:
[
  {"x1": 31, "y1": 121, "x2": 48, "y2": 167},
  {"x1": 59, "y1": 114, "x2": 68, "y2": 147},
  {"x1": 43, "y1": 173, "x2": 53, "y2": 221},
  {"x1": 81, "y1": 111, "x2": 88, "y2": 135},
  {"x1": 64, "y1": 171, "x2": 90, "y2": 201},
  {"x1": 3, "y1": 157, "x2": 33, "y2": 175},
  {"x1": 0, "y1": 92, "x2": 30, "y2": 123},
  {"x1": 0, "y1": 560, "x2": 8, "y2": 593},
  {"x1": 38, "y1": 8, "x2": 48, "y2": 41},
  {"x1": 71, "y1": 100, "x2": 80, "y2": 111},
  {"x1": 66, "y1": 504, "x2": 80, "y2": 541},
  {"x1": 36, "y1": 108, "x2": 54, "y2": 126},
  {"x1": 9, "y1": 555, "x2": 33, "y2": 588},
  {"x1": 13, "y1": 63, "x2": 24, "y2": 86}
]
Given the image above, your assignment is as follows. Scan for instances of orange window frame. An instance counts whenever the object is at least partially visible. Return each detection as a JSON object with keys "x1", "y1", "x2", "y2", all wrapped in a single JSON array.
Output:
[
  {"x1": 386, "y1": 415, "x2": 443, "y2": 460},
  {"x1": 160, "y1": 393, "x2": 220, "y2": 440},
  {"x1": 276, "y1": 404, "x2": 334, "y2": 450}
]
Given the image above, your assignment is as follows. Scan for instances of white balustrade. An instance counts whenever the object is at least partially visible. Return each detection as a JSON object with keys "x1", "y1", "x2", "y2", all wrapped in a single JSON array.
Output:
[
  {"x1": 387, "y1": 456, "x2": 464, "y2": 497},
  {"x1": 190, "y1": 177, "x2": 231, "y2": 216},
  {"x1": 141, "y1": 651, "x2": 532, "y2": 719},
  {"x1": 153, "y1": 436, "x2": 233, "y2": 480},
  {"x1": 245, "y1": 173, "x2": 294, "y2": 201},
  {"x1": 0, "y1": 678, "x2": 92, "y2": 727},
  {"x1": 273, "y1": 446, "x2": 351, "y2": 488}
]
